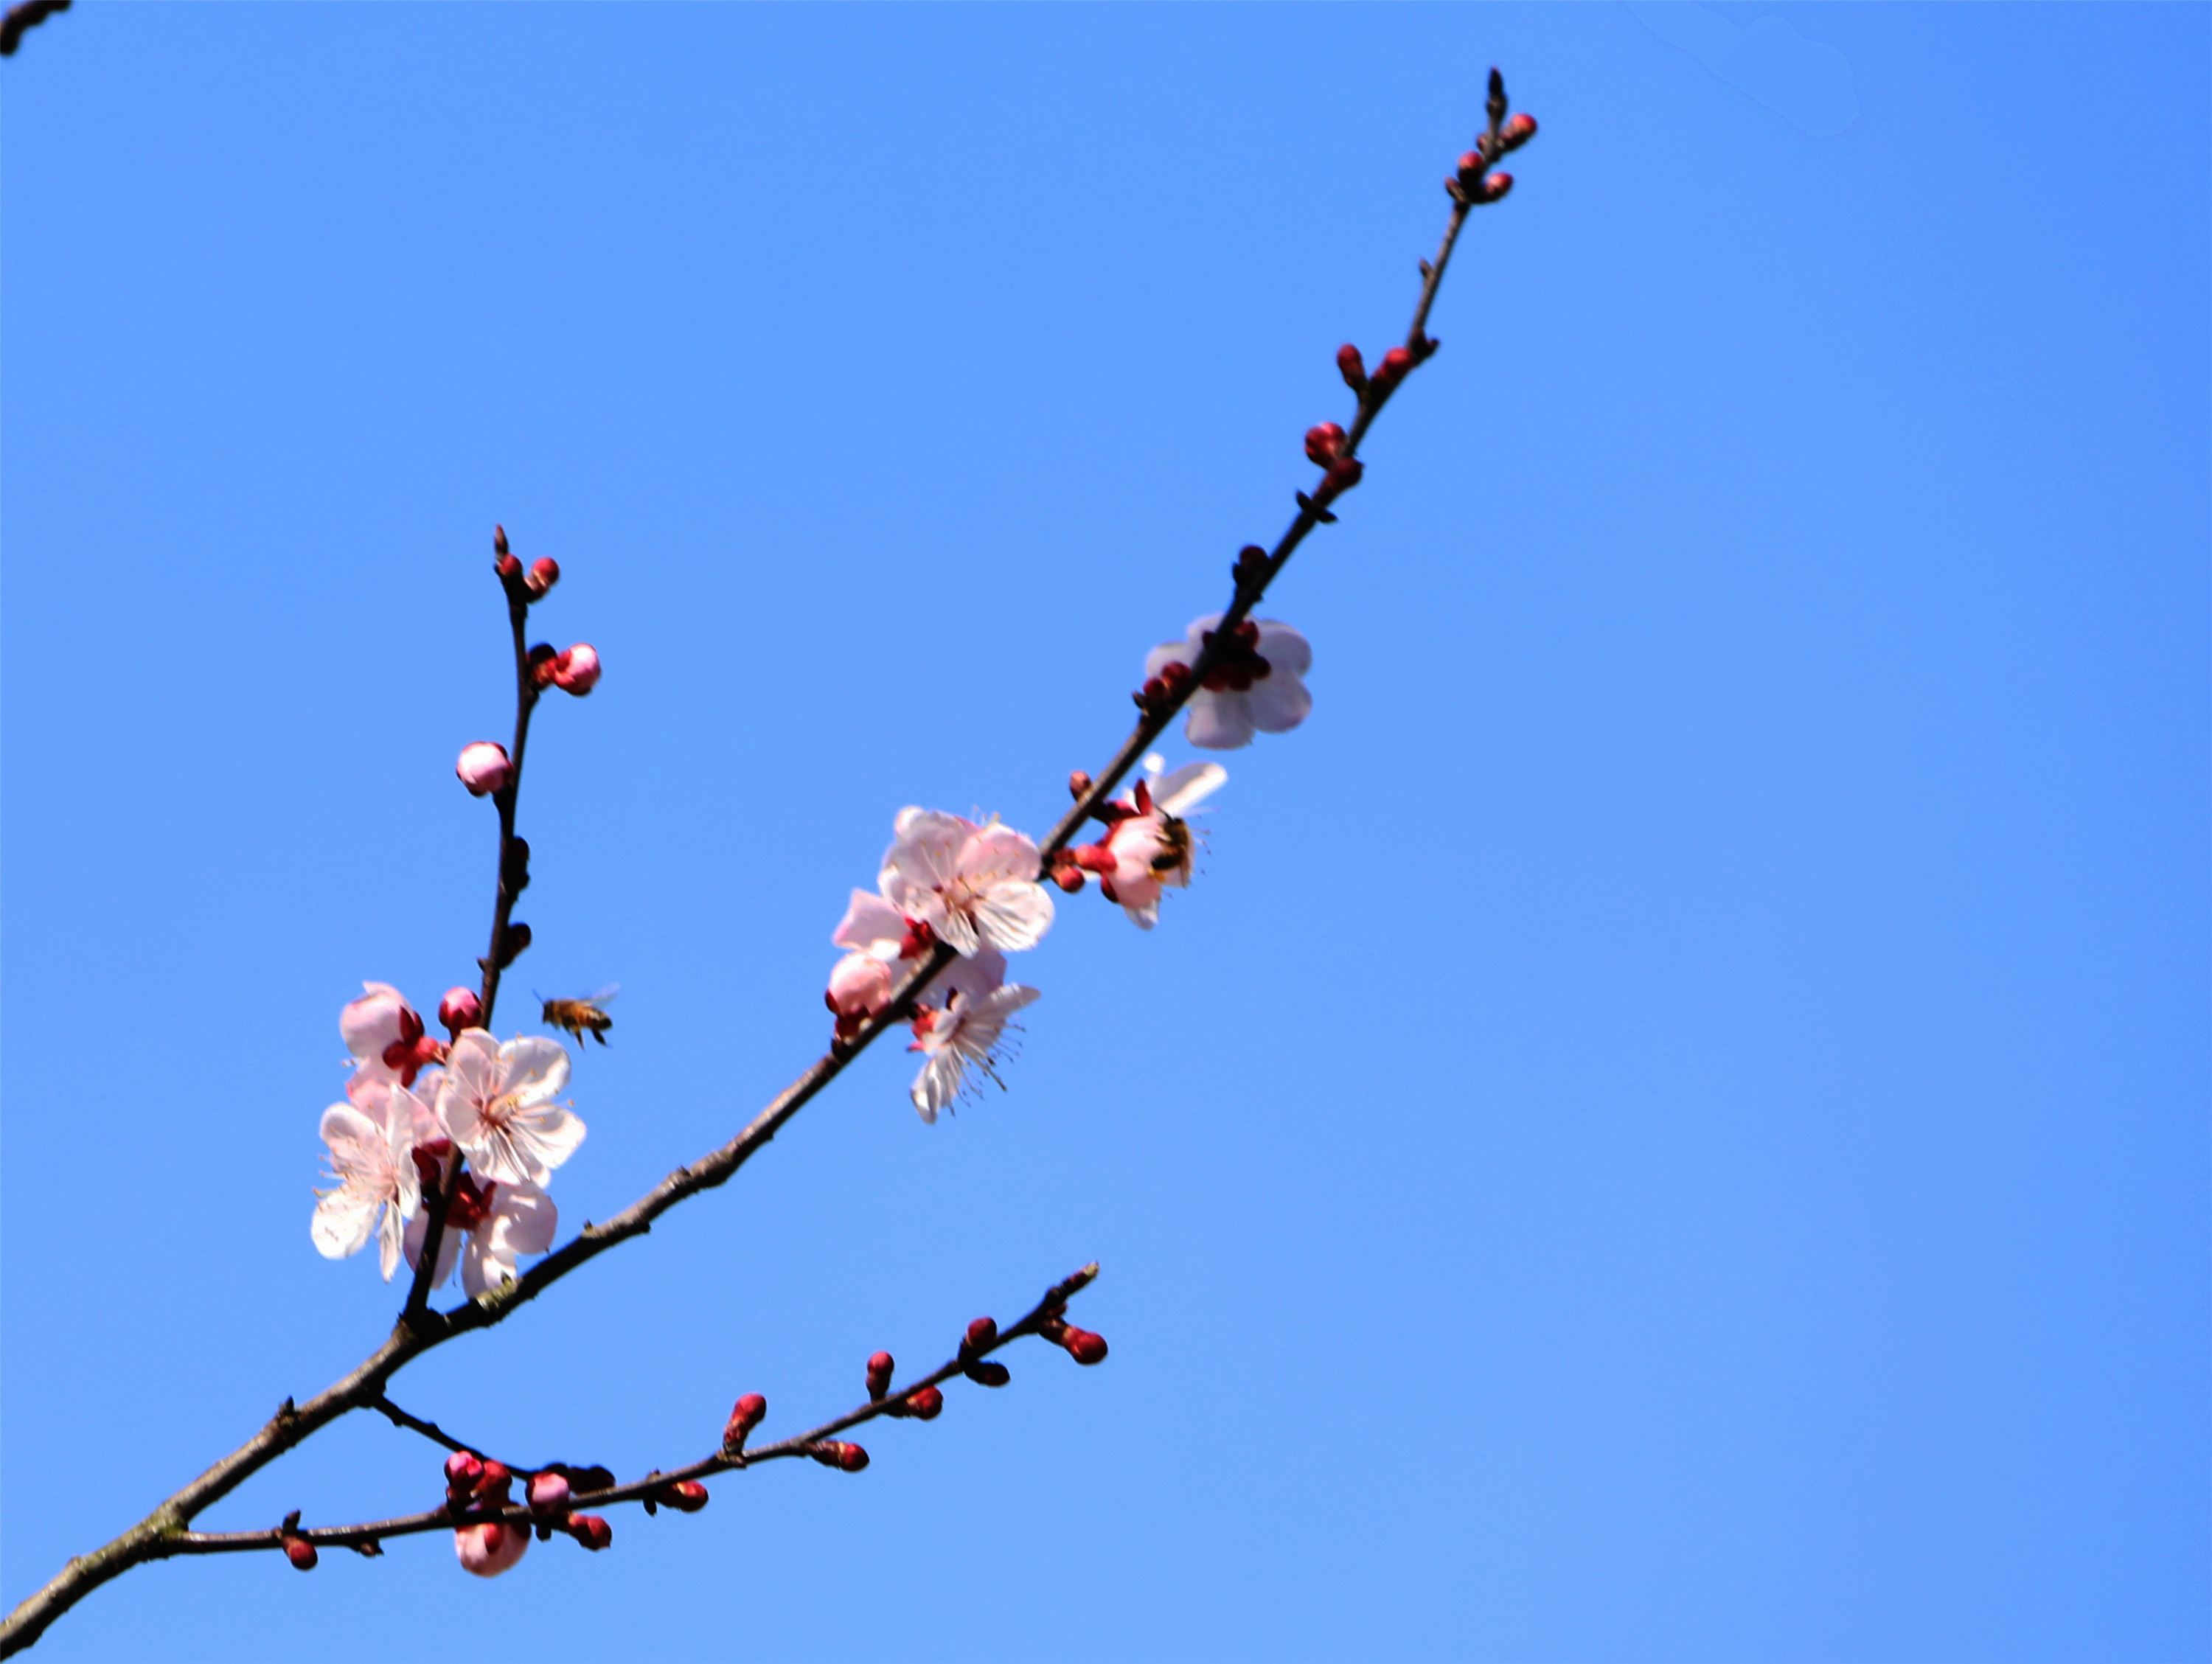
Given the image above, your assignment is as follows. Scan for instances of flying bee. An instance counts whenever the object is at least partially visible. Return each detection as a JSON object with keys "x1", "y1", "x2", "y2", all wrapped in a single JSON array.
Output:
[{"x1": 538, "y1": 984, "x2": 619, "y2": 1047}]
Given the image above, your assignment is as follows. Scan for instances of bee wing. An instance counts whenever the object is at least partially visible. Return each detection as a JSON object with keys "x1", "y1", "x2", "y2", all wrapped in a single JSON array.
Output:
[
  {"x1": 587, "y1": 983, "x2": 621, "y2": 1006},
  {"x1": 1155, "y1": 761, "x2": 1227, "y2": 818}
]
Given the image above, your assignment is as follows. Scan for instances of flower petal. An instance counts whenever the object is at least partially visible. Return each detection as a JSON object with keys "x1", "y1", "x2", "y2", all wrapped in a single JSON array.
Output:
[
  {"x1": 1183, "y1": 694, "x2": 1256, "y2": 751},
  {"x1": 1153, "y1": 760, "x2": 1227, "y2": 817},
  {"x1": 313, "y1": 1188, "x2": 378, "y2": 1259},
  {"x1": 1253, "y1": 619, "x2": 1312, "y2": 678},
  {"x1": 971, "y1": 879, "x2": 1054, "y2": 954},
  {"x1": 1246, "y1": 672, "x2": 1312, "y2": 734},
  {"x1": 832, "y1": 888, "x2": 907, "y2": 953},
  {"x1": 497, "y1": 1036, "x2": 571, "y2": 1104}
]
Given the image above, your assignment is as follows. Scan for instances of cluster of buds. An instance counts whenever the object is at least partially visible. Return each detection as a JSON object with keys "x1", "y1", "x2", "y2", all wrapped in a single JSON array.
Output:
[
  {"x1": 866, "y1": 1350, "x2": 947, "y2": 1421},
  {"x1": 1133, "y1": 655, "x2": 1197, "y2": 719},
  {"x1": 526, "y1": 641, "x2": 601, "y2": 697},
  {"x1": 959, "y1": 1317, "x2": 1012, "y2": 1388},
  {"x1": 492, "y1": 528, "x2": 563, "y2": 605}
]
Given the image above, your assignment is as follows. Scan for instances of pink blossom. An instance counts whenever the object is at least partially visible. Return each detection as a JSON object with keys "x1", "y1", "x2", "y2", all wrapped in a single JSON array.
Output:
[
  {"x1": 1093, "y1": 755, "x2": 1227, "y2": 930},
  {"x1": 340, "y1": 983, "x2": 414, "y2": 1071},
  {"x1": 454, "y1": 1519, "x2": 529, "y2": 1577},
  {"x1": 826, "y1": 950, "x2": 894, "y2": 1041},
  {"x1": 1145, "y1": 616, "x2": 1312, "y2": 750},
  {"x1": 907, "y1": 972, "x2": 1041, "y2": 1124},
  {"x1": 312, "y1": 1078, "x2": 422, "y2": 1281},
  {"x1": 403, "y1": 1172, "x2": 558, "y2": 1298},
  {"x1": 437, "y1": 986, "x2": 482, "y2": 1034},
  {"x1": 437, "y1": 1029, "x2": 582, "y2": 1188},
  {"x1": 456, "y1": 742, "x2": 514, "y2": 797},
  {"x1": 878, "y1": 810, "x2": 1054, "y2": 957}
]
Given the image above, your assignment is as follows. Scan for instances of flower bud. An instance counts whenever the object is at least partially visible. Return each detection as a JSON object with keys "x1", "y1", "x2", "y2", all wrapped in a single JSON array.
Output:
[
  {"x1": 658, "y1": 1480, "x2": 710, "y2": 1513},
  {"x1": 813, "y1": 1441, "x2": 869, "y2": 1472},
  {"x1": 1049, "y1": 859, "x2": 1086, "y2": 894},
  {"x1": 1062, "y1": 1326, "x2": 1110, "y2": 1365},
  {"x1": 456, "y1": 742, "x2": 513, "y2": 798},
  {"x1": 905, "y1": 1385, "x2": 945, "y2": 1421},
  {"x1": 567, "y1": 1514, "x2": 613, "y2": 1550},
  {"x1": 827, "y1": 952, "x2": 894, "y2": 1036},
  {"x1": 444, "y1": 1450, "x2": 484, "y2": 1489},
  {"x1": 495, "y1": 554, "x2": 522, "y2": 581},
  {"x1": 1375, "y1": 346, "x2": 1415, "y2": 388},
  {"x1": 282, "y1": 1535, "x2": 319, "y2": 1571},
  {"x1": 438, "y1": 986, "x2": 482, "y2": 1035},
  {"x1": 494, "y1": 525, "x2": 511, "y2": 557},
  {"x1": 1068, "y1": 770, "x2": 1092, "y2": 800},
  {"x1": 964, "y1": 1360, "x2": 1011, "y2": 1388},
  {"x1": 964, "y1": 1317, "x2": 998, "y2": 1354},
  {"x1": 724, "y1": 1392, "x2": 768, "y2": 1449},
  {"x1": 1336, "y1": 343, "x2": 1367, "y2": 391},
  {"x1": 1457, "y1": 149, "x2": 1484, "y2": 182},
  {"x1": 525, "y1": 557, "x2": 561, "y2": 596},
  {"x1": 1498, "y1": 112, "x2": 1537, "y2": 152},
  {"x1": 1304, "y1": 422, "x2": 1346, "y2": 467},
  {"x1": 527, "y1": 642, "x2": 561, "y2": 688},
  {"x1": 1326, "y1": 457, "x2": 1365, "y2": 492},
  {"x1": 495, "y1": 921, "x2": 532, "y2": 968},
  {"x1": 476, "y1": 1460, "x2": 512, "y2": 1500},
  {"x1": 526, "y1": 1471, "x2": 571, "y2": 1513},
  {"x1": 552, "y1": 643, "x2": 601, "y2": 695},
  {"x1": 1478, "y1": 172, "x2": 1513, "y2": 203},
  {"x1": 455, "y1": 1519, "x2": 529, "y2": 1577},
  {"x1": 866, "y1": 1351, "x2": 894, "y2": 1402}
]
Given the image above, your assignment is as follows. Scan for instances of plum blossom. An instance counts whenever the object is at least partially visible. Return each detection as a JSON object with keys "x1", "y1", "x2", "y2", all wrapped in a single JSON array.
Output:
[
  {"x1": 878, "y1": 810, "x2": 1054, "y2": 956},
  {"x1": 404, "y1": 1171, "x2": 558, "y2": 1298},
  {"x1": 1090, "y1": 753, "x2": 1227, "y2": 930},
  {"x1": 1145, "y1": 615, "x2": 1312, "y2": 750},
  {"x1": 341, "y1": 981, "x2": 445, "y2": 1087},
  {"x1": 906, "y1": 953, "x2": 1040, "y2": 1124},
  {"x1": 312, "y1": 1077, "x2": 423, "y2": 1281},
  {"x1": 454, "y1": 1520, "x2": 529, "y2": 1578},
  {"x1": 437, "y1": 1029, "x2": 582, "y2": 1188}
]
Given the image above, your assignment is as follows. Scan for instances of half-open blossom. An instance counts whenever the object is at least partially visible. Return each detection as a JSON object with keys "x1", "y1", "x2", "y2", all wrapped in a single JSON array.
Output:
[
  {"x1": 312, "y1": 1077, "x2": 422, "y2": 1281},
  {"x1": 878, "y1": 810, "x2": 1054, "y2": 957},
  {"x1": 907, "y1": 974, "x2": 1040, "y2": 1124},
  {"x1": 455, "y1": 1520, "x2": 528, "y2": 1578},
  {"x1": 437, "y1": 1029, "x2": 582, "y2": 1188},
  {"x1": 404, "y1": 1172, "x2": 558, "y2": 1298},
  {"x1": 826, "y1": 950, "x2": 894, "y2": 1041},
  {"x1": 1093, "y1": 754, "x2": 1227, "y2": 930},
  {"x1": 1144, "y1": 616, "x2": 1312, "y2": 751},
  {"x1": 551, "y1": 644, "x2": 600, "y2": 695},
  {"x1": 341, "y1": 982, "x2": 445, "y2": 1087}
]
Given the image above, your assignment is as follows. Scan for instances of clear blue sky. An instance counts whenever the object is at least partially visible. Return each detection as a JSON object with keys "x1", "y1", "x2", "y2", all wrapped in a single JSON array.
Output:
[{"x1": 4, "y1": 6, "x2": 2205, "y2": 1661}]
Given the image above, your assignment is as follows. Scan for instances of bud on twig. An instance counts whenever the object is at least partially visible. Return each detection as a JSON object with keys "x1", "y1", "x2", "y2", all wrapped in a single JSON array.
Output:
[
  {"x1": 456, "y1": 742, "x2": 513, "y2": 798},
  {"x1": 1336, "y1": 343, "x2": 1367, "y2": 393},
  {"x1": 494, "y1": 922, "x2": 532, "y2": 968},
  {"x1": 1233, "y1": 544, "x2": 1268, "y2": 588},
  {"x1": 964, "y1": 1360, "x2": 1011, "y2": 1388},
  {"x1": 438, "y1": 986, "x2": 482, "y2": 1035},
  {"x1": 724, "y1": 1393, "x2": 767, "y2": 1452},
  {"x1": 493, "y1": 525, "x2": 510, "y2": 558},
  {"x1": 1067, "y1": 770, "x2": 1092, "y2": 800},
  {"x1": 566, "y1": 1514, "x2": 613, "y2": 1550},
  {"x1": 524, "y1": 557, "x2": 560, "y2": 598},
  {"x1": 526, "y1": 1472, "x2": 571, "y2": 1514},
  {"x1": 1062, "y1": 1326, "x2": 1110, "y2": 1365},
  {"x1": 904, "y1": 1385, "x2": 945, "y2": 1421},
  {"x1": 1304, "y1": 422, "x2": 1346, "y2": 467},
  {"x1": 282, "y1": 1534, "x2": 317, "y2": 1571},
  {"x1": 812, "y1": 1441, "x2": 870, "y2": 1472},
  {"x1": 1498, "y1": 112, "x2": 1537, "y2": 153},
  {"x1": 962, "y1": 1317, "x2": 998, "y2": 1356},
  {"x1": 655, "y1": 1480, "x2": 709, "y2": 1513},
  {"x1": 551, "y1": 643, "x2": 600, "y2": 696},
  {"x1": 866, "y1": 1351, "x2": 894, "y2": 1402}
]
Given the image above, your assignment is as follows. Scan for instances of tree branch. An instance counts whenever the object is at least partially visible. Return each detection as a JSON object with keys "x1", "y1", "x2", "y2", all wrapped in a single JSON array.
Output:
[{"x1": 0, "y1": 81, "x2": 1535, "y2": 1656}]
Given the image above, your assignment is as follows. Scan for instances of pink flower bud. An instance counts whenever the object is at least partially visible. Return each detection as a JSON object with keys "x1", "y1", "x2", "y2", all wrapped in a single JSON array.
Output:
[
  {"x1": 1063, "y1": 1327, "x2": 1110, "y2": 1365},
  {"x1": 1336, "y1": 343, "x2": 1368, "y2": 391},
  {"x1": 725, "y1": 1392, "x2": 768, "y2": 1449},
  {"x1": 866, "y1": 1351, "x2": 894, "y2": 1402},
  {"x1": 1499, "y1": 112, "x2": 1537, "y2": 151},
  {"x1": 456, "y1": 742, "x2": 513, "y2": 798},
  {"x1": 1478, "y1": 172, "x2": 1513, "y2": 203},
  {"x1": 568, "y1": 1514, "x2": 613, "y2": 1550},
  {"x1": 526, "y1": 1471, "x2": 571, "y2": 1513},
  {"x1": 444, "y1": 1450, "x2": 484, "y2": 1489},
  {"x1": 282, "y1": 1536, "x2": 318, "y2": 1571},
  {"x1": 438, "y1": 986, "x2": 482, "y2": 1035},
  {"x1": 827, "y1": 953, "x2": 893, "y2": 1029},
  {"x1": 552, "y1": 643, "x2": 601, "y2": 695},
  {"x1": 455, "y1": 1519, "x2": 529, "y2": 1577},
  {"x1": 525, "y1": 557, "x2": 560, "y2": 596},
  {"x1": 905, "y1": 1385, "x2": 945, "y2": 1420},
  {"x1": 1304, "y1": 422, "x2": 1346, "y2": 466}
]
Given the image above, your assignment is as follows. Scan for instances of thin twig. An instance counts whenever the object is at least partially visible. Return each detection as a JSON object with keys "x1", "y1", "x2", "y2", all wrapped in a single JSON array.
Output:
[{"x1": 0, "y1": 86, "x2": 1533, "y2": 1657}]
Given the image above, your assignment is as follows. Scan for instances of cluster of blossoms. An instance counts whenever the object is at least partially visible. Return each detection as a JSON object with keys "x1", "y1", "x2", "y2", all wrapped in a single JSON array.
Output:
[
  {"x1": 435, "y1": 1450, "x2": 658, "y2": 1578},
  {"x1": 822, "y1": 612, "x2": 1309, "y2": 1120},
  {"x1": 313, "y1": 982, "x2": 584, "y2": 1297}
]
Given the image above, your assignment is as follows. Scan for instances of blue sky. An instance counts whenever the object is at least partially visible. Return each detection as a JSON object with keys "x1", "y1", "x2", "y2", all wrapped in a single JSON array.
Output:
[{"x1": 3, "y1": 6, "x2": 2205, "y2": 1660}]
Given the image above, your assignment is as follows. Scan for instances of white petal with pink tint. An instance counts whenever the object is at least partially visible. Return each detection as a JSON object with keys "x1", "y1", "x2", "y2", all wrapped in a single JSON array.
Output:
[
  {"x1": 908, "y1": 984, "x2": 1040, "y2": 1123},
  {"x1": 459, "y1": 1183, "x2": 557, "y2": 1299},
  {"x1": 312, "y1": 1082, "x2": 420, "y2": 1281},
  {"x1": 438, "y1": 1030, "x2": 582, "y2": 1188},
  {"x1": 1146, "y1": 615, "x2": 1313, "y2": 751},
  {"x1": 455, "y1": 1520, "x2": 529, "y2": 1577},
  {"x1": 880, "y1": 810, "x2": 1053, "y2": 956}
]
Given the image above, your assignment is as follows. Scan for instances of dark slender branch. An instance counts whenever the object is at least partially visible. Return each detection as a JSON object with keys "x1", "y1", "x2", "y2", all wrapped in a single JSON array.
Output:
[
  {"x1": 0, "y1": 0, "x2": 69, "y2": 58},
  {"x1": 162, "y1": 1268, "x2": 1099, "y2": 1559},
  {"x1": 368, "y1": 1396, "x2": 538, "y2": 1476},
  {"x1": 0, "y1": 87, "x2": 1534, "y2": 1656}
]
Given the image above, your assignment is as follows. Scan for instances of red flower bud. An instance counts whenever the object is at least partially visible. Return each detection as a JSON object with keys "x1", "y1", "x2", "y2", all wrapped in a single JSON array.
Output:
[
  {"x1": 282, "y1": 1536, "x2": 318, "y2": 1571},
  {"x1": 1377, "y1": 346, "x2": 1415, "y2": 386},
  {"x1": 1068, "y1": 769, "x2": 1093, "y2": 800},
  {"x1": 905, "y1": 1385, "x2": 945, "y2": 1420},
  {"x1": 866, "y1": 1351, "x2": 894, "y2": 1402},
  {"x1": 438, "y1": 986, "x2": 482, "y2": 1035},
  {"x1": 1499, "y1": 112, "x2": 1537, "y2": 152},
  {"x1": 1478, "y1": 172, "x2": 1513, "y2": 203},
  {"x1": 525, "y1": 557, "x2": 561, "y2": 596},
  {"x1": 1336, "y1": 343, "x2": 1367, "y2": 391},
  {"x1": 964, "y1": 1317, "x2": 998, "y2": 1353},
  {"x1": 1326, "y1": 457, "x2": 1364, "y2": 492},
  {"x1": 658, "y1": 1480, "x2": 710, "y2": 1512},
  {"x1": 1304, "y1": 422, "x2": 1346, "y2": 466},
  {"x1": 495, "y1": 554, "x2": 522, "y2": 581},
  {"x1": 1063, "y1": 1327, "x2": 1110, "y2": 1365},
  {"x1": 493, "y1": 525, "x2": 511, "y2": 557},
  {"x1": 568, "y1": 1514, "x2": 613, "y2": 1550},
  {"x1": 445, "y1": 1451, "x2": 484, "y2": 1488},
  {"x1": 813, "y1": 1441, "x2": 870, "y2": 1472},
  {"x1": 1050, "y1": 859, "x2": 1086, "y2": 894},
  {"x1": 964, "y1": 1360, "x2": 1012, "y2": 1388},
  {"x1": 526, "y1": 642, "x2": 561, "y2": 689},
  {"x1": 725, "y1": 1392, "x2": 768, "y2": 1449}
]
